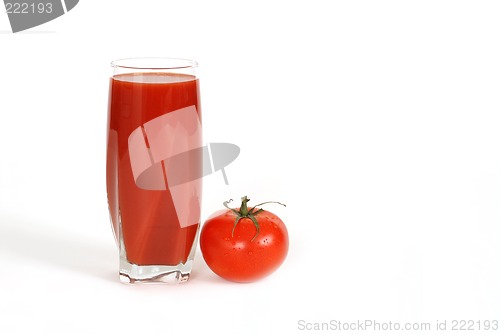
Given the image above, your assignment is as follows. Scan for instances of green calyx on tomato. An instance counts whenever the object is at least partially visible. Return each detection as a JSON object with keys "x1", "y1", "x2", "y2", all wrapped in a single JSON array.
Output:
[{"x1": 223, "y1": 196, "x2": 286, "y2": 242}]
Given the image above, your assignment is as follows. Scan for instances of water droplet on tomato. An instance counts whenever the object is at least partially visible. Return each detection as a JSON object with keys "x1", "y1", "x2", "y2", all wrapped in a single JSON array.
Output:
[
  {"x1": 224, "y1": 237, "x2": 230, "y2": 241},
  {"x1": 248, "y1": 251, "x2": 253, "y2": 255},
  {"x1": 231, "y1": 241, "x2": 236, "y2": 245},
  {"x1": 259, "y1": 248, "x2": 264, "y2": 251},
  {"x1": 224, "y1": 253, "x2": 228, "y2": 256}
]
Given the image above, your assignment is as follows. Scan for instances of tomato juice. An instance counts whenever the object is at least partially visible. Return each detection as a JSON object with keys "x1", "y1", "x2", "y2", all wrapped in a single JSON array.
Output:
[{"x1": 107, "y1": 72, "x2": 201, "y2": 266}]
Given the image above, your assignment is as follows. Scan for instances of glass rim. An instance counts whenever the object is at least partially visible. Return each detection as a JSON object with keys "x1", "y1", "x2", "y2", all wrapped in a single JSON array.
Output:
[{"x1": 111, "y1": 57, "x2": 198, "y2": 70}]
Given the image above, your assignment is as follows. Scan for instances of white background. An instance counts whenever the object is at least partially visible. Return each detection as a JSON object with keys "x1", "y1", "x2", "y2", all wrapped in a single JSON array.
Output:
[{"x1": 1, "y1": 1, "x2": 499, "y2": 333}]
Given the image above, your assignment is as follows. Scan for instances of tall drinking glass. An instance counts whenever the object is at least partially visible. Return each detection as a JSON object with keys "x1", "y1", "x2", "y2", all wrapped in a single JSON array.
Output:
[{"x1": 106, "y1": 58, "x2": 202, "y2": 283}]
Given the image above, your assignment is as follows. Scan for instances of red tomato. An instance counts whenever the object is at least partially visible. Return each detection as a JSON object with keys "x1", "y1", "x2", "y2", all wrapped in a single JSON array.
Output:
[{"x1": 200, "y1": 196, "x2": 289, "y2": 283}]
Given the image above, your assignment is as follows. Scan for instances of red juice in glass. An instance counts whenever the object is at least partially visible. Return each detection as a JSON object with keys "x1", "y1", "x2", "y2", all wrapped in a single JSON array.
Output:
[{"x1": 106, "y1": 58, "x2": 202, "y2": 283}]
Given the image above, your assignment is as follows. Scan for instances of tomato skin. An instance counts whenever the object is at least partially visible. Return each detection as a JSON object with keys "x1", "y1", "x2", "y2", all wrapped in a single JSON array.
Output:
[{"x1": 200, "y1": 209, "x2": 289, "y2": 283}]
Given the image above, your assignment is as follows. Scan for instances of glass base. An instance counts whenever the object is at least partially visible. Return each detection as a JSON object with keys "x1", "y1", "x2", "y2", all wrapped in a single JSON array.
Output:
[
  {"x1": 116, "y1": 215, "x2": 200, "y2": 284},
  {"x1": 119, "y1": 258, "x2": 194, "y2": 284}
]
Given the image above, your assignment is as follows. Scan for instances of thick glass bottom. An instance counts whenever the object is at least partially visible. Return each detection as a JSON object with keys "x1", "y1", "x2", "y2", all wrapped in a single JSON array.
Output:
[
  {"x1": 119, "y1": 258, "x2": 194, "y2": 284},
  {"x1": 117, "y1": 221, "x2": 199, "y2": 284}
]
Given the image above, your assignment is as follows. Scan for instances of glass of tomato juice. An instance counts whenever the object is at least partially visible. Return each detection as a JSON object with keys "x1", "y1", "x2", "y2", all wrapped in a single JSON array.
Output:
[{"x1": 106, "y1": 58, "x2": 202, "y2": 283}]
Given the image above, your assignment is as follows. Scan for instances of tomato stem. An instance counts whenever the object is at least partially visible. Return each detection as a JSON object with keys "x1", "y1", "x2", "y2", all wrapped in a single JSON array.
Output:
[{"x1": 224, "y1": 196, "x2": 286, "y2": 242}]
